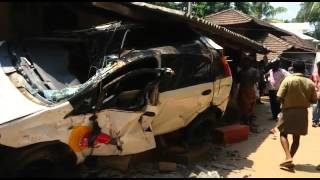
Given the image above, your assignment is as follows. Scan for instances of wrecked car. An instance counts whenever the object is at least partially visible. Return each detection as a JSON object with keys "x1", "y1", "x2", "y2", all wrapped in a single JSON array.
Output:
[{"x1": 0, "y1": 21, "x2": 232, "y2": 176}]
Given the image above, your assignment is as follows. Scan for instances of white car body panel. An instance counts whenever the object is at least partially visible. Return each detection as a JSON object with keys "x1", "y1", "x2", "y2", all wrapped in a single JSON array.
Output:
[
  {"x1": 151, "y1": 82, "x2": 213, "y2": 136},
  {"x1": 0, "y1": 102, "x2": 73, "y2": 148},
  {"x1": 212, "y1": 76, "x2": 233, "y2": 112},
  {"x1": 0, "y1": 64, "x2": 46, "y2": 124}
]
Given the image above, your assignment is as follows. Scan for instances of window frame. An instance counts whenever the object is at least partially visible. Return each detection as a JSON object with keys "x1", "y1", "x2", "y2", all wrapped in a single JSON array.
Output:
[{"x1": 159, "y1": 53, "x2": 214, "y2": 92}]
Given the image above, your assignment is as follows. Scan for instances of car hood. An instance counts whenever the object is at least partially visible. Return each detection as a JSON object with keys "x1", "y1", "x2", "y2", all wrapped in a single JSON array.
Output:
[{"x1": 0, "y1": 63, "x2": 46, "y2": 124}]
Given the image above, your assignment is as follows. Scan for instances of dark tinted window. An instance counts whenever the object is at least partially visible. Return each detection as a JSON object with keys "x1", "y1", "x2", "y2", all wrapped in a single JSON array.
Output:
[
  {"x1": 101, "y1": 69, "x2": 158, "y2": 111},
  {"x1": 159, "y1": 54, "x2": 212, "y2": 92}
]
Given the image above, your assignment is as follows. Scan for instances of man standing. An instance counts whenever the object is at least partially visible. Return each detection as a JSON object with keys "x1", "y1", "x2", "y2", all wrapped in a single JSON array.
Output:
[
  {"x1": 310, "y1": 61, "x2": 320, "y2": 127},
  {"x1": 267, "y1": 59, "x2": 290, "y2": 120},
  {"x1": 257, "y1": 60, "x2": 267, "y2": 104},
  {"x1": 237, "y1": 59, "x2": 259, "y2": 131},
  {"x1": 276, "y1": 61, "x2": 317, "y2": 168}
]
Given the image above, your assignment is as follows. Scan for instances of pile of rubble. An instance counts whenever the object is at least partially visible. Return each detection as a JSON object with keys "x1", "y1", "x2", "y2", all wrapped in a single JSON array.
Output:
[{"x1": 76, "y1": 143, "x2": 254, "y2": 178}]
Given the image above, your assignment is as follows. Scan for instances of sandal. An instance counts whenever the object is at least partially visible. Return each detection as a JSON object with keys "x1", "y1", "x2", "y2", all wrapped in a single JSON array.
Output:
[{"x1": 280, "y1": 159, "x2": 293, "y2": 168}]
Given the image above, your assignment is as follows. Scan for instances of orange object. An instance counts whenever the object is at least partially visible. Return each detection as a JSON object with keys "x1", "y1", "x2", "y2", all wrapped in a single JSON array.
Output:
[
  {"x1": 68, "y1": 126, "x2": 92, "y2": 152},
  {"x1": 213, "y1": 124, "x2": 249, "y2": 144}
]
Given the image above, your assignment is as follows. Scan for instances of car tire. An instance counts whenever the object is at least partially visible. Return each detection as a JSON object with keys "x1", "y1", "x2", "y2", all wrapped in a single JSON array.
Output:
[
  {"x1": 184, "y1": 108, "x2": 217, "y2": 146},
  {"x1": 0, "y1": 142, "x2": 77, "y2": 177}
]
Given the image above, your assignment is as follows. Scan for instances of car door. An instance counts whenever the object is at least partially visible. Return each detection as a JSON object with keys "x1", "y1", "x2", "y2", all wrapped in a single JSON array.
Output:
[
  {"x1": 91, "y1": 68, "x2": 162, "y2": 156},
  {"x1": 151, "y1": 54, "x2": 214, "y2": 136},
  {"x1": 65, "y1": 67, "x2": 161, "y2": 157},
  {"x1": 211, "y1": 50, "x2": 233, "y2": 112}
]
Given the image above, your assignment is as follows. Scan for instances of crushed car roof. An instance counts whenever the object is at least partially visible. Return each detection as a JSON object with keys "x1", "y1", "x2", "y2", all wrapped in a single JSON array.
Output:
[{"x1": 92, "y1": 2, "x2": 270, "y2": 54}]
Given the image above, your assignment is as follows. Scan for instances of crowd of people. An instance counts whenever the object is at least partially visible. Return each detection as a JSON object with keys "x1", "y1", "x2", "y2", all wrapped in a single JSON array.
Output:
[{"x1": 236, "y1": 58, "x2": 320, "y2": 169}]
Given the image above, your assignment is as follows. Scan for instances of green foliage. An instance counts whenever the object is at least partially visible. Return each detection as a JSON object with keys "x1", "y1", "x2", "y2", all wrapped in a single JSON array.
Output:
[
  {"x1": 296, "y1": 2, "x2": 320, "y2": 22},
  {"x1": 192, "y1": 2, "x2": 231, "y2": 17},
  {"x1": 250, "y1": 2, "x2": 287, "y2": 20},
  {"x1": 234, "y1": 2, "x2": 252, "y2": 14},
  {"x1": 148, "y1": 2, "x2": 287, "y2": 20},
  {"x1": 296, "y1": 2, "x2": 320, "y2": 39},
  {"x1": 149, "y1": 2, "x2": 233, "y2": 17}
]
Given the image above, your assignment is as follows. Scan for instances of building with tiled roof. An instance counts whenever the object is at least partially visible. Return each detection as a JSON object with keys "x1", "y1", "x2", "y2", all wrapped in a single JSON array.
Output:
[
  {"x1": 205, "y1": 9, "x2": 291, "y2": 38},
  {"x1": 256, "y1": 33, "x2": 292, "y2": 61},
  {"x1": 206, "y1": 8, "x2": 316, "y2": 65}
]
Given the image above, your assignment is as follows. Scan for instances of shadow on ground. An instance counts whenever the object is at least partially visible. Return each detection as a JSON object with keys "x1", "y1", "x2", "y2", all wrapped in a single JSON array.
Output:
[
  {"x1": 294, "y1": 164, "x2": 319, "y2": 173},
  {"x1": 193, "y1": 98, "x2": 277, "y2": 178}
]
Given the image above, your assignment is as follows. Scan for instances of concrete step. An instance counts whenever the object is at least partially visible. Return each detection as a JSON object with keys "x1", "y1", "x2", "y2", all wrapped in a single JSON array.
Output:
[{"x1": 213, "y1": 124, "x2": 249, "y2": 144}]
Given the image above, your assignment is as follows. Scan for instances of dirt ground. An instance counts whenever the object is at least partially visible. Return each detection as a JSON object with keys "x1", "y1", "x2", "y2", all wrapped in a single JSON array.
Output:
[
  {"x1": 219, "y1": 97, "x2": 320, "y2": 178},
  {"x1": 77, "y1": 97, "x2": 320, "y2": 178}
]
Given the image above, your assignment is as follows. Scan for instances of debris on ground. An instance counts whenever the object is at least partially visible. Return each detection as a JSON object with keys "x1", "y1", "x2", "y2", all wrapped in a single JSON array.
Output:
[
  {"x1": 210, "y1": 162, "x2": 237, "y2": 170},
  {"x1": 188, "y1": 172, "x2": 198, "y2": 178}
]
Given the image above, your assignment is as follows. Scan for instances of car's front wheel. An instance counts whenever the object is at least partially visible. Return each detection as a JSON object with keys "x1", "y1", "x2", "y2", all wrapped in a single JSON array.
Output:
[
  {"x1": 0, "y1": 141, "x2": 78, "y2": 177},
  {"x1": 183, "y1": 107, "x2": 218, "y2": 146}
]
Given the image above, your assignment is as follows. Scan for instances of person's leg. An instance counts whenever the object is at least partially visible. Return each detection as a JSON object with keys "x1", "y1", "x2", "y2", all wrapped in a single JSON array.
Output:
[
  {"x1": 269, "y1": 90, "x2": 274, "y2": 117},
  {"x1": 280, "y1": 132, "x2": 292, "y2": 161},
  {"x1": 240, "y1": 87, "x2": 250, "y2": 125},
  {"x1": 274, "y1": 96, "x2": 281, "y2": 119},
  {"x1": 313, "y1": 100, "x2": 320, "y2": 126},
  {"x1": 269, "y1": 90, "x2": 278, "y2": 119},
  {"x1": 290, "y1": 135, "x2": 300, "y2": 158}
]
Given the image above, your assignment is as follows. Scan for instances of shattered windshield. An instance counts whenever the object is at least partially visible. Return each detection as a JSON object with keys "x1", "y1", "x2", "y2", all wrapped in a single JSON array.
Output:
[
  {"x1": 42, "y1": 59, "x2": 120, "y2": 103},
  {"x1": 16, "y1": 55, "x2": 121, "y2": 103}
]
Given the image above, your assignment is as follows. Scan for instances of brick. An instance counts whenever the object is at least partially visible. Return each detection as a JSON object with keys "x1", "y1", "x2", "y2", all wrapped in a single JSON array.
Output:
[
  {"x1": 160, "y1": 143, "x2": 211, "y2": 165},
  {"x1": 131, "y1": 149, "x2": 156, "y2": 164},
  {"x1": 158, "y1": 161, "x2": 177, "y2": 172},
  {"x1": 96, "y1": 149, "x2": 157, "y2": 172},
  {"x1": 165, "y1": 145, "x2": 187, "y2": 154},
  {"x1": 213, "y1": 124, "x2": 249, "y2": 144},
  {"x1": 96, "y1": 155, "x2": 132, "y2": 172}
]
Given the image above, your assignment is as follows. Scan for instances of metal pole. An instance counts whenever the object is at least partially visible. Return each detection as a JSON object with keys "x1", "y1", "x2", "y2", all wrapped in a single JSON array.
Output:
[{"x1": 187, "y1": 2, "x2": 192, "y2": 15}]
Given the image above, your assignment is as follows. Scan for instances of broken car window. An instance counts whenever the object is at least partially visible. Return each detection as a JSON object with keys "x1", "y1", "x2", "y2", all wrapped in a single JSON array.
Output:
[
  {"x1": 159, "y1": 54, "x2": 212, "y2": 92},
  {"x1": 101, "y1": 69, "x2": 159, "y2": 111}
]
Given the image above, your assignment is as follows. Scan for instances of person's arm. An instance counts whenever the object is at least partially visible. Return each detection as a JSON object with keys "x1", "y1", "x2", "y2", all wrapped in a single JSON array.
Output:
[
  {"x1": 277, "y1": 78, "x2": 288, "y2": 103},
  {"x1": 282, "y1": 69, "x2": 291, "y2": 76},
  {"x1": 310, "y1": 74, "x2": 314, "y2": 82},
  {"x1": 310, "y1": 82, "x2": 317, "y2": 103},
  {"x1": 270, "y1": 70, "x2": 275, "y2": 86}
]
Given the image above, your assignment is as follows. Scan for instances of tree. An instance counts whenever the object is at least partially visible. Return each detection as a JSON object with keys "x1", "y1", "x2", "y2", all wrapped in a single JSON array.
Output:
[
  {"x1": 148, "y1": 2, "x2": 287, "y2": 21},
  {"x1": 234, "y1": 2, "x2": 252, "y2": 14},
  {"x1": 250, "y1": 2, "x2": 287, "y2": 20},
  {"x1": 192, "y1": 2, "x2": 232, "y2": 17},
  {"x1": 296, "y1": 2, "x2": 320, "y2": 22},
  {"x1": 149, "y1": 2, "x2": 233, "y2": 17},
  {"x1": 296, "y1": 2, "x2": 320, "y2": 40}
]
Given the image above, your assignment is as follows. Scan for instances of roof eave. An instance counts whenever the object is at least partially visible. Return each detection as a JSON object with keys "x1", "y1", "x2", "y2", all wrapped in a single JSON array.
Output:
[{"x1": 92, "y1": 2, "x2": 269, "y2": 54}]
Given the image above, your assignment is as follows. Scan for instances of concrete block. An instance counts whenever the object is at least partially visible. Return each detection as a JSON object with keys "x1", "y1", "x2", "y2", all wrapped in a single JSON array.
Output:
[
  {"x1": 96, "y1": 155, "x2": 132, "y2": 172},
  {"x1": 213, "y1": 124, "x2": 249, "y2": 144},
  {"x1": 158, "y1": 161, "x2": 177, "y2": 172},
  {"x1": 160, "y1": 143, "x2": 211, "y2": 165}
]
